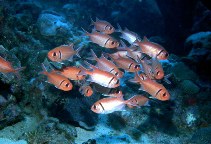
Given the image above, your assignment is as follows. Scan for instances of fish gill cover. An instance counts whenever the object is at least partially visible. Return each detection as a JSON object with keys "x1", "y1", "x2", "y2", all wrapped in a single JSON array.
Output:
[{"x1": 0, "y1": 0, "x2": 210, "y2": 144}]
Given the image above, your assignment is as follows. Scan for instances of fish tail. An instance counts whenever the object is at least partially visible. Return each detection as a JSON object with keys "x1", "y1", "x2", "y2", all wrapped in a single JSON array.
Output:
[
  {"x1": 90, "y1": 49, "x2": 98, "y2": 60},
  {"x1": 128, "y1": 72, "x2": 140, "y2": 83},
  {"x1": 13, "y1": 66, "x2": 26, "y2": 79},
  {"x1": 125, "y1": 96, "x2": 140, "y2": 108},
  {"x1": 120, "y1": 40, "x2": 127, "y2": 48},
  {"x1": 90, "y1": 16, "x2": 95, "y2": 26},
  {"x1": 75, "y1": 46, "x2": 82, "y2": 58},
  {"x1": 84, "y1": 60, "x2": 98, "y2": 70},
  {"x1": 40, "y1": 63, "x2": 48, "y2": 75},
  {"x1": 81, "y1": 27, "x2": 90, "y2": 36},
  {"x1": 116, "y1": 23, "x2": 122, "y2": 32}
]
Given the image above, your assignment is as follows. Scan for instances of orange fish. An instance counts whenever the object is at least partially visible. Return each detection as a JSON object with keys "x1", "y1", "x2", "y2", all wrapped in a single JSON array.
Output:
[
  {"x1": 79, "y1": 62, "x2": 120, "y2": 88},
  {"x1": 57, "y1": 66, "x2": 86, "y2": 81},
  {"x1": 116, "y1": 24, "x2": 141, "y2": 44},
  {"x1": 79, "y1": 84, "x2": 93, "y2": 97},
  {"x1": 127, "y1": 95, "x2": 149, "y2": 108},
  {"x1": 41, "y1": 64, "x2": 73, "y2": 91},
  {"x1": 134, "y1": 36, "x2": 169, "y2": 60},
  {"x1": 83, "y1": 30, "x2": 119, "y2": 48},
  {"x1": 131, "y1": 73, "x2": 170, "y2": 101},
  {"x1": 151, "y1": 58, "x2": 164, "y2": 80},
  {"x1": 90, "y1": 49, "x2": 123, "y2": 78},
  {"x1": 108, "y1": 54, "x2": 141, "y2": 72},
  {"x1": 110, "y1": 50, "x2": 128, "y2": 59},
  {"x1": 48, "y1": 44, "x2": 81, "y2": 62},
  {"x1": 91, "y1": 96, "x2": 138, "y2": 114},
  {"x1": 0, "y1": 56, "x2": 25, "y2": 74},
  {"x1": 91, "y1": 17, "x2": 115, "y2": 34}
]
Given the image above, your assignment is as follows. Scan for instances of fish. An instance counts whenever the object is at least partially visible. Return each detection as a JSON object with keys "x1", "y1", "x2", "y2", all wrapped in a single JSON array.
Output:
[
  {"x1": 83, "y1": 30, "x2": 119, "y2": 48},
  {"x1": 108, "y1": 54, "x2": 141, "y2": 72},
  {"x1": 90, "y1": 49, "x2": 123, "y2": 78},
  {"x1": 0, "y1": 56, "x2": 25, "y2": 74},
  {"x1": 91, "y1": 96, "x2": 138, "y2": 114},
  {"x1": 133, "y1": 36, "x2": 169, "y2": 60},
  {"x1": 79, "y1": 84, "x2": 93, "y2": 97},
  {"x1": 79, "y1": 61, "x2": 120, "y2": 88},
  {"x1": 47, "y1": 44, "x2": 81, "y2": 62},
  {"x1": 90, "y1": 17, "x2": 115, "y2": 34},
  {"x1": 151, "y1": 57, "x2": 164, "y2": 80},
  {"x1": 41, "y1": 64, "x2": 73, "y2": 91},
  {"x1": 130, "y1": 73, "x2": 170, "y2": 101},
  {"x1": 56, "y1": 66, "x2": 86, "y2": 81},
  {"x1": 116, "y1": 24, "x2": 141, "y2": 44},
  {"x1": 109, "y1": 50, "x2": 128, "y2": 59},
  {"x1": 92, "y1": 83, "x2": 123, "y2": 98},
  {"x1": 126, "y1": 95, "x2": 149, "y2": 108}
]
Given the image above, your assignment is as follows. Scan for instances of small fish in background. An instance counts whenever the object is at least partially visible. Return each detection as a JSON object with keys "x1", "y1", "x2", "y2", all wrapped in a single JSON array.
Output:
[
  {"x1": 130, "y1": 73, "x2": 170, "y2": 101},
  {"x1": 56, "y1": 66, "x2": 86, "y2": 81},
  {"x1": 0, "y1": 56, "x2": 25, "y2": 77},
  {"x1": 108, "y1": 54, "x2": 141, "y2": 72},
  {"x1": 40, "y1": 64, "x2": 73, "y2": 91},
  {"x1": 91, "y1": 96, "x2": 138, "y2": 114},
  {"x1": 83, "y1": 30, "x2": 119, "y2": 48},
  {"x1": 90, "y1": 49, "x2": 123, "y2": 78},
  {"x1": 78, "y1": 61, "x2": 120, "y2": 88},
  {"x1": 127, "y1": 95, "x2": 149, "y2": 108},
  {"x1": 79, "y1": 84, "x2": 93, "y2": 97},
  {"x1": 92, "y1": 83, "x2": 123, "y2": 98},
  {"x1": 151, "y1": 57, "x2": 165, "y2": 80},
  {"x1": 90, "y1": 17, "x2": 115, "y2": 34},
  {"x1": 48, "y1": 44, "x2": 82, "y2": 62},
  {"x1": 133, "y1": 36, "x2": 169, "y2": 60},
  {"x1": 116, "y1": 24, "x2": 141, "y2": 44}
]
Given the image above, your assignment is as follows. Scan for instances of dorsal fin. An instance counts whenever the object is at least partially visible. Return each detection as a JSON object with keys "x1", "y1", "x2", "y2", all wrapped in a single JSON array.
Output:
[{"x1": 143, "y1": 36, "x2": 149, "y2": 42}]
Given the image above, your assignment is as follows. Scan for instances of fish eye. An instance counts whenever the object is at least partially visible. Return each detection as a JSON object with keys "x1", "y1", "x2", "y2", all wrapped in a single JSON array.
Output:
[
  {"x1": 157, "y1": 71, "x2": 160, "y2": 75},
  {"x1": 115, "y1": 72, "x2": 118, "y2": 76},
  {"x1": 109, "y1": 26, "x2": 112, "y2": 30},
  {"x1": 111, "y1": 41, "x2": 115, "y2": 45},
  {"x1": 135, "y1": 65, "x2": 140, "y2": 69},
  {"x1": 65, "y1": 83, "x2": 70, "y2": 87},
  {"x1": 52, "y1": 52, "x2": 57, "y2": 57},
  {"x1": 165, "y1": 53, "x2": 169, "y2": 57},
  {"x1": 163, "y1": 92, "x2": 166, "y2": 97},
  {"x1": 93, "y1": 105, "x2": 97, "y2": 109}
]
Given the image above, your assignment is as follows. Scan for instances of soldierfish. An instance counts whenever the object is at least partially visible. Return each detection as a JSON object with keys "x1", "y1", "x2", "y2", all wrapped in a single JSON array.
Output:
[
  {"x1": 90, "y1": 49, "x2": 123, "y2": 78},
  {"x1": 130, "y1": 73, "x2": 170, "y2": 101},
  {"x1": 91, "y1": 17, "x2": 115, "y2": 34},
  {"x1": 91, "y1": 96, "x2": 138, "y2": 114},
  {"x1": 134, "y1": 37, "x2": 169, "y2": 60},
  {"x1": 0, "y1": 56, "x2": 25, "y2": 75},
  {"x1": 127, "y1": 95, "x2": 149, "y2": 108},
  {"x1": 41, "y1": 64, "x2": 73, "y2": 91},
  {"x1": 116, "y1": 24, "x2": 141, "y2": 44},
  {"x1": 83, "y1": 30, "x2": 119, "y2": 49},
  {"x1": 108, "y1": 54, "x2": 141, "y2": 72},
  {"x1": 57, "y1": 66, "x2": 86, "y2": 81},
  {"x1": 48, "y1": 44, "x2": 81, "y2": 62},
  {"x1": 79, "y1": 62, "x2": 120, "y2": 88},
  {"x1": 79, "y1": 84, "x2": 93, "y2": 97}
]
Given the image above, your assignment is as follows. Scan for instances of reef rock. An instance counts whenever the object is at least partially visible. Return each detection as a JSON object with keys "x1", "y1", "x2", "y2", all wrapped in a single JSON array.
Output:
[
  {"x1": 179, "y1": 80, "x2": 200, "y2": 95},
  {"x1": 37, "y1": 12, "x2": 72, "y2": 36}
]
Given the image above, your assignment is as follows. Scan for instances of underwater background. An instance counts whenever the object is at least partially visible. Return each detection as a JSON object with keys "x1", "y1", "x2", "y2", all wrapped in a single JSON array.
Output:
[{"x1": 0, "y1": 0, "x2": 211, "y2": 144}]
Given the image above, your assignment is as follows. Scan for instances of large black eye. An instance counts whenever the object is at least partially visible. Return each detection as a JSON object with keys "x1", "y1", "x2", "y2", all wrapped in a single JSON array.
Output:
[
  {"x1": 53, "y1": 52, "x2": 57, "y2": 57},
  {"x1": 163, "y1": 92, "x2": 166, "y2": 97},
  {"x1": 93, "y1": 105, "x2": 97, "y2": 109},
  {"x1": 165, "y1": 53, "x2": 169, "y2": 57},
  {"x1": 65, "y1": 83, "x2": 70, "y2": 87},
  {"x1": 115, "y1": 72, "x2": 118, "y2": 76},
  {"x1": 157, "y1": 71, "x2": 160, "y2": 75},
  {"x1": 111, "y1": 41, "x2": 114, "y2": 45},
  {"x1": 135, "y1": 65, "x2": 140, "y2": 69},
  {"x1": 109, "y1": 26, "x2": 112, "y2": 30},
  {"x1": 86, "y1": 89, "x2": 89, "y2": 94}
]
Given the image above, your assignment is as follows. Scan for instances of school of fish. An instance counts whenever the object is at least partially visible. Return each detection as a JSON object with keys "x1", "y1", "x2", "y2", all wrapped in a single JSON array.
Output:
[{"x1": 0, "y1": 18, "x2": 171, "y2": 114}]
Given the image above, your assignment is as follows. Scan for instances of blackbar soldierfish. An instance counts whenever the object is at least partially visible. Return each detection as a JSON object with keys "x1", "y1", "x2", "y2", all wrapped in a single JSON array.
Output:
[
  {"x1": 41, "y1": 64, "x2": 73, "y2": 91},
  {"x1": 79, "y1": 84, "x2": 93, "y2": 97},
  {"x1": 91, "y1": 17, "x2": 115, "y2": 34},
  {"x1": 127, "y1": 95, "x2": 149, "y2": 108},
  {"x1": 90, "y1": 49, "x2": 123, "y2": 78},
  {"x1": 0, "y1": 56, "x2": 25, "y2": 74},
  {"x1": 84, "y1": 30, "x2": 119, "y2": 48},
  {"x1": 134, "y1": 36, "x2": 169, "y2": 60},
  {"x1": 48, "y1": 44, "x2": 81, "y2": 62},
  {"x1": 79, "y1": 61, "x2": 120, "y2": 88}
]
